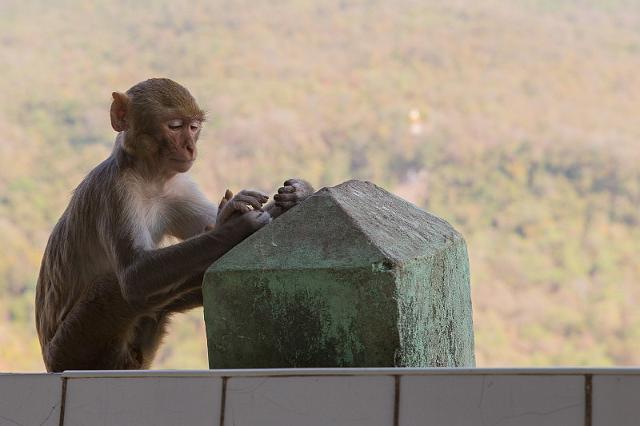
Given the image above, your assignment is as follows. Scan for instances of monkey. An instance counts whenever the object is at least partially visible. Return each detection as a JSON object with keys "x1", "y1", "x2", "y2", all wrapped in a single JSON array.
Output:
[{"x1": 35, "y1": 78, "x2": 315, "y2": 372}]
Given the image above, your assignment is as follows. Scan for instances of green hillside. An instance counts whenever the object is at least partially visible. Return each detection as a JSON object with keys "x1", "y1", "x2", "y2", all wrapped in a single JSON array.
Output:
[{"x1": 1, "y1": 0, "x2": 639, "y2": 370}]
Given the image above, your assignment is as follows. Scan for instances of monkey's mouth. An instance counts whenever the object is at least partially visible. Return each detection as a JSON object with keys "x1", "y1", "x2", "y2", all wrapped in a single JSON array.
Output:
[
  {"x1": 169, "y1": 158, "x2": 195, "y2": 172},
  {"x1": 170, "y1": 158, "x2": 194, "y2": 164}
]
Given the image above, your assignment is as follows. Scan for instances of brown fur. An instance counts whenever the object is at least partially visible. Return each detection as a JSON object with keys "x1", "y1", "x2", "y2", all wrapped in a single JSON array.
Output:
[{"x1": 35, "y1": 79, "x2": 288, "y2": 371}]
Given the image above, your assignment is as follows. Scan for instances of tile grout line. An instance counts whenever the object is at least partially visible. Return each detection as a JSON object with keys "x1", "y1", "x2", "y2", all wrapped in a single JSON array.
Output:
[
  {"x1": 58, "y1": 377, "x2": 68, "y2": 426},
  {"x1": 219, "y1": 376, "x2": 228, "y2": 426},
  {"x1": 585, "y1": 374, "x2": 592, "y2": 426},
  {"x1": 393, "y1": 375, "x2": 401, "y2": 426}
]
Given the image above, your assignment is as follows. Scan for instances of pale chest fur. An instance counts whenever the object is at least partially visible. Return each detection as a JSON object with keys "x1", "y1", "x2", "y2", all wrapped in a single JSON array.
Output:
[
  {"x1": 128, "y1": 196, "x2": 170, "y2": 250},
  {"x1": 119, "y1": 173, "x2": 217, "y2": 250},
  {"x1": 122, "y1": 176, "x2": 180, "y2": 249}
]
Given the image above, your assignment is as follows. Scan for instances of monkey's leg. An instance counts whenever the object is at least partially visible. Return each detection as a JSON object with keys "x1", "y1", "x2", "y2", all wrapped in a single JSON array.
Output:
[
  {"x1": 46, "y1": 275, "x2": 205, "y2": 371},
  {"x1": 128, "y1": 314, "x2": 172, "y2": 369},
  {"x1": 127, "y1": 275, "x2": 205, "y2": 368},
  {"x1": 43, "y1": 277, "x2": 138, "y2": 371}
]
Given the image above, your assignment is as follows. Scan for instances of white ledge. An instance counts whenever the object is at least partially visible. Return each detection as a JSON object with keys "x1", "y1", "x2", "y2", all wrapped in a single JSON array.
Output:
[{"x1": 56, "y1": 367, "x2": 640, "y2": 378}]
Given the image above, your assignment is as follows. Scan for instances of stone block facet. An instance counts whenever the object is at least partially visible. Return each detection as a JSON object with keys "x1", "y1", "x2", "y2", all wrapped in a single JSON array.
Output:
[{"x1": 203, "y1": 180, "x2": 475, "y2": 368}]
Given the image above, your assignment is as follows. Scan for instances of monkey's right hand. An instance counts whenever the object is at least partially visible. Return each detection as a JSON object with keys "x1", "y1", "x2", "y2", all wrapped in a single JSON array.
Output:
[
  {"x1": 213, "y1": 209, "x2": 271, "y2": 247},
  {"x1": 216, "y1": 189, "x2": 270, "y2": 228},
  {"x1": 204, "y1": 208, "x2": 270, "y2": 260}
]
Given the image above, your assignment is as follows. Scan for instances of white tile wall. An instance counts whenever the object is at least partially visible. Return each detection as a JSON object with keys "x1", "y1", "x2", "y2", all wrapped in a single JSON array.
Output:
[
  {"x1": 400, "y1": 375, "x2": 584, "y2": 426},
  {"x1": 13, "y1": 370, "x2": 640, "y2": 425},
  {"x1": 63, "y1": 377, "x2": 222, "y2": 426},
  {"x1": 224, "y1": 375, "x2": 395, "y2": 426},
  {"x1": 0, "y1": 374, "x2": 61, "y2": 426},
  {"x1": 593, "y1": 375, "x2": 640, "y2": 426}
]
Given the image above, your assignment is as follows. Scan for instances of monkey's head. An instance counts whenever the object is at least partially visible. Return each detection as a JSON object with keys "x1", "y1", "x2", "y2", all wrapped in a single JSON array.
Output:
[{"x1": 110, "y1": 78, "x2": 206, "y2": 175}]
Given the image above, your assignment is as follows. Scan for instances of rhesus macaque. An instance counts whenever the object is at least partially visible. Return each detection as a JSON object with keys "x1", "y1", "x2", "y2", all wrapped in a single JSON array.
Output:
[{"x1": 35, "y1": 78, "x2": 314, "y2": 372}]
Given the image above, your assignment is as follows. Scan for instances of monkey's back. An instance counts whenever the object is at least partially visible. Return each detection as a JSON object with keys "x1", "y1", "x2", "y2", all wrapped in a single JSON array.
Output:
[{"x1": 35, "y1": 156, "x2": 123, "y2": 352}]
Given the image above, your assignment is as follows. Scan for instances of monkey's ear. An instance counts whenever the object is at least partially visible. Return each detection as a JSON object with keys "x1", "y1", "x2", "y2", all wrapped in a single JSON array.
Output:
[{"x1": 110, "y1": 92, "x2": 129, "y2": 132}]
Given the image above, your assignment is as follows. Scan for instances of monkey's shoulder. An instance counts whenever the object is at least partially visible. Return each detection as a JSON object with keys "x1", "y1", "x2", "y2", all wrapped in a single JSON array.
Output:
[{"x1": 72, "y1": 156, "x2": 121, "y2": 204}]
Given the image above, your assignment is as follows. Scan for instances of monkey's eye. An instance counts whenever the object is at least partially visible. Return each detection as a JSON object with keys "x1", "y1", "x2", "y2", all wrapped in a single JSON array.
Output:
[
  {"x1": 168, "y1": 119, "x2": 184, "y2": 130},
  {"x1": 190, "y1": 121, "x2": 201, "y2": 131}
]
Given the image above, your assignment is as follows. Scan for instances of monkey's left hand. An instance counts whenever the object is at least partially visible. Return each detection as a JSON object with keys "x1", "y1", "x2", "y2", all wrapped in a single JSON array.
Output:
[{"x1": 273, "y1": 178, "x2": 315, "y2": 211}]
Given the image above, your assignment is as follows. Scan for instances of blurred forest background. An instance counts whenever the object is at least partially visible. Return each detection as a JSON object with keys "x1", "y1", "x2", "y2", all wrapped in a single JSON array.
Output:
[{"x1": 1, "y1": 0, "x2": 639, "y2": 370}]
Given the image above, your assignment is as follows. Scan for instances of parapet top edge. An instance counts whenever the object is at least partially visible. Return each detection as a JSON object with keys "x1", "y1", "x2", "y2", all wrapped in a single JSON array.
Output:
[{"x1": 56, "y1": 367, "x2": 640, "y2": 378}]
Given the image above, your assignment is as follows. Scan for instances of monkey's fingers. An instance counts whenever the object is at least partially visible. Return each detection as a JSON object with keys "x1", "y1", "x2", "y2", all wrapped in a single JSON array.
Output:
[
  {"x1": 284, "y1": 179, "x2": 314, "y2": 194},
  {"x1": 274, "y1": 192, "x2": 300, "y2": 203},
  {"x1": 237, "y1": 190, "x2": 270, "y2": 203},
  {"x1": 230, "y1": 201, "x2": 252, "y2": 213},
  {"x1": 218, "y1": 197, "x2": 228, "y2": 211},
  {"x1": 224, "y1": 189, "x2": 234, "y2": 200},
  {"x1": 233, "y1": 194, "x2": 268, "y2": 210},
  {"x1": 284, "y1": 179, "x2": 302, "y2": 186},
  {"x1": 277, "y1": 185, "x2": 296, "y2": 194},
  {"x1": 217, "y1": 197, "x2": 247, "y2": 224}
]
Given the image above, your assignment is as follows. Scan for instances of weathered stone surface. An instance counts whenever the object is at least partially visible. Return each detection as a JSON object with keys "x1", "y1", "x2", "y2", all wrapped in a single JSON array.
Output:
[{"x1": 203, "y1": 180, "x2": 475, "y2": 368}]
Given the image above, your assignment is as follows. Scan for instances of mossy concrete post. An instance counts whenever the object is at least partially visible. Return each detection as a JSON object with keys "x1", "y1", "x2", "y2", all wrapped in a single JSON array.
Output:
[{"x1": 202, "y1": 180, "x2": 475, "y2": 368}]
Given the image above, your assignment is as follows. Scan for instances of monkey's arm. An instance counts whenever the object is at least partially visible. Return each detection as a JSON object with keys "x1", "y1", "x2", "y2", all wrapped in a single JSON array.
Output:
[
  {"x1": 165, "y1": 178, "x2": 218, "y2": 240},
  {"x1": 162, "y1": 277, "x2": 205, "y2": 313},
  {"x1": 112, "y1": 211, "x2": 269, "y2": 308},
  {"x1": 167, "y1": 200, "x2": 217, "y2": 240}
]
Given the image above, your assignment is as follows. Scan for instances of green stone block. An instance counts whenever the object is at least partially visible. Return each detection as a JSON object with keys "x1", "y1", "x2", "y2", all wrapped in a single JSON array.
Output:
[{"x1": 203, "y1": 180, "x2": 475, "y2": 368}]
